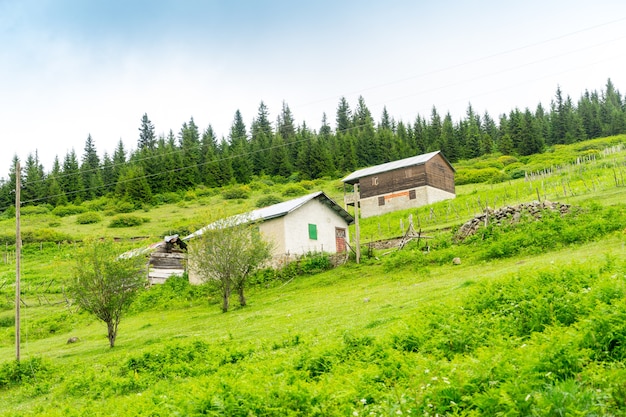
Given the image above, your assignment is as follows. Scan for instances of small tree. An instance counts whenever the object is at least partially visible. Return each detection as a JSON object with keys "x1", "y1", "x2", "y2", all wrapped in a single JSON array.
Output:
[
  {"x1": 68, "y1": 240, "x2": 146, "y2": 347},
  {"x1": 189, "y1": 218, "x2": 273, "y2": 312}
]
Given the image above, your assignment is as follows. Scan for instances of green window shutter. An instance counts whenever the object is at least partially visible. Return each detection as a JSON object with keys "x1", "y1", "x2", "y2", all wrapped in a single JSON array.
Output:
[{"x1": 308, "y1": 223, "x2": 317, "y2": 240}]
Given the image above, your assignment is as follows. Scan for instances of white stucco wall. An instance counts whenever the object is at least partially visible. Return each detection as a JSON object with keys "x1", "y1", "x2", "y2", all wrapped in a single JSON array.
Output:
[
  {"x1": 277, "y1": 198, "x2": 350, "y2": 256},
  {"x1": 359, "y1": 186, "x2": 455, "y2": 218}
]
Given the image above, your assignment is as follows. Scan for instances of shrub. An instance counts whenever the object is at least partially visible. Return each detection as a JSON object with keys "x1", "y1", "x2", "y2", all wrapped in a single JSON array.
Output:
[
  {"x1": 108, "y1": 214, "x2": 149, "y2": 228},
  {"x1": 455, "y1": 168, "x2": 504, "y2": 185},
  {"x1": 256, "y1": 194, "x2": 283, "y2": 208},
  {"x1": 52, "y1": 205, "x2": 87, "y2": 217},
  {"x1": 21, "y1": 205, "x2": 50, "y2": 215},
  {"x1": 114, "y1": 201, "x2": 135, "y2": 213},
  {"x1": 82, "y1": 197, "x2": 109, "y2": 212},
  {"x1": 76, "y1": 212, "x2": 102, "y2": 224},
  {"x1": 282, "y1": 185, "x2": 308, "y2": 197},
  {"x1": 22, "y1": 228, "x2": 73, "y2": 243},
  {"x1": 152, "y1": 192, "x2": 182, "y2": 204},
  {"x1": 498, "y1": 155, "x2": 519, "y2": 166},
  {"x1": 222, "y1": 186, "x2": 250, "y2": 200}
]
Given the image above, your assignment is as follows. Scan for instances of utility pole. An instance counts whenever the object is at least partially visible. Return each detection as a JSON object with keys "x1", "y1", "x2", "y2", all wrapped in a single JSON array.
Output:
[
  {"x1": 353, "y1": 183, "x2": 361, "y2": 264},
  {"x1": 15, "y1": 161, "x2": 21, "y2": 362}
]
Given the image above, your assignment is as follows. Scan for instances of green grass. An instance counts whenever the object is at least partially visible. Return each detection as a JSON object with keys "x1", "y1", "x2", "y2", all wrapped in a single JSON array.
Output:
[{"x1": 0, "y1": 136, "x2": 625, "y2": 415}]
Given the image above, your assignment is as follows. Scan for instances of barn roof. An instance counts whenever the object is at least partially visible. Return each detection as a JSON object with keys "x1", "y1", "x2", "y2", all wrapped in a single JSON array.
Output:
[
  {"x1": 184, "y1": 191, "x2": 353, "y2": 240},
  {"x1": 341, "y1": 150, "x2": 455, "y2": 185}
]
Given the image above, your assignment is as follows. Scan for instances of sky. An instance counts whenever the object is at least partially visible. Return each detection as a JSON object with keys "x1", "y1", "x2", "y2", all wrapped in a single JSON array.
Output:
[{"x1": 1, "y1": 0, "x2": 626, "y2": 178}]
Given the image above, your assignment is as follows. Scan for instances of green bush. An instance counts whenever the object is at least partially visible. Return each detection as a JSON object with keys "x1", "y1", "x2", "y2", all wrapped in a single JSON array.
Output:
[
  {"x1": 82, "y1": 197, "x2": 109, "y2": 212},
  {"x1": 221, "y1": 186, "x2": 251, "y2": 200},
  {"x1": 52, "y1": 205, "x2": 87, "y2": 217},
  {"x1": 255, "y1": 194, "x2": 283, "y2": 208},
  {"x1": 152, "y1": 192, "x2": 182, "y2": 204},
  {"x1": 21, "y1": 228, "x2": 73, "y2": 243},
  {"x1": 21, "y1": 205, "x2": 50, "y2": 215},
  {"x1": 455, "y1": 168, "x2": 504, "y2": 185},
  {"x1": 282, "y1": 185, "x2": 308, "y2": 197},
  {"x1": 115, "y1": 201, "x2": 135, "y2": 213},
  {"x1": 76, "y1": 212, "x2": 102, "y2": 224},
  {"x1": 108, "y1": 214, "x2": 149, "y2": 228},
  {"x1": 0, "y1": 357, "x2": 48, "y2": 389}
]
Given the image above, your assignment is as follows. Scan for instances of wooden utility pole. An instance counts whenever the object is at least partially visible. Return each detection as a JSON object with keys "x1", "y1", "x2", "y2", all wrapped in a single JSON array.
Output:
[
  {"x1": 353, "y1": 183, "x2": 361, "y2": 264},
  {"x1": 15, "y1": 161, "x2": 21, "y2": 362}
]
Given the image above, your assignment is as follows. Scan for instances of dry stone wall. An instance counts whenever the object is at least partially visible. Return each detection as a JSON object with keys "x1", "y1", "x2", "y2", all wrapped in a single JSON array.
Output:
[{"x1": 455, "y1": 201, "x2": 571, "y2": 241}]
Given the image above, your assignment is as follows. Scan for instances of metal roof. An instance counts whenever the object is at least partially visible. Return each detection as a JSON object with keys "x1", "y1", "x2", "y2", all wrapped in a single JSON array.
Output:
[
  {"x1": 341, "y1": 150, "x2": 454, "y2": 185},
  {"x1": 184, "y1": 191, "x2": 354, "y2": 240}
]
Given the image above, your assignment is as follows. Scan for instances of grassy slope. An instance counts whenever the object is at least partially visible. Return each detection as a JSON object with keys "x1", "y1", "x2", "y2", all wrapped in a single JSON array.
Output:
[{"x1": 0, "y1": 136, "x2": 625, "y2": 415}]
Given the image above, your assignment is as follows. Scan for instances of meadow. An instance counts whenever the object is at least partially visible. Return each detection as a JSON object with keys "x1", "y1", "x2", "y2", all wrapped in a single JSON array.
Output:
[{"x1": 0, "y1": 136, "x2": 625, "y2": 416}]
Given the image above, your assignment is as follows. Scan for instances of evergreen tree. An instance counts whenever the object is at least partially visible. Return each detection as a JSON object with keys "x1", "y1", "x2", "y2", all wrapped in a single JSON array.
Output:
[
  {"x1": 137, "y1": 113, "x2": 157, "y2": 150},
  {"x1": 61, "y1": 149, "x2": 84, "y2": 203},
  {"x1": 200, "y1": 125, "x2": 221, "y2": 188},
  {"x1": 0, "y1": 155, "x2": 20, "y2": 212},
  {"x1": 578, "y1": 90, "x2": 602, "y2": 139},
  {"x1": 335, "y1": 96, "x2": 352, "y2": 134},
  {"x1": 497, "y1": 114, "x2": 514, "y2": 155},
  {"x1": 276, "y1": 101, "x2": 298, "y2": 166},
  {"x1": 463, "y1": 104, "x2": 482, "y2": 158},
  {"x1": 101, "y1": 152, "x2": 115, "y2": 195},
  {"x1": 519, "y1": 108, "x2": 544, "y2": 155},
  {"x1": 47, "y1": 156, "x2": 67, "y2": 206},
  {"x1": 115, "y1": 165, "x2": 152, "y2": 203},
  {"x1": 440, "y1": 113, "x2": 459, "y2": 161},
  {"x1": 112, "y1": 140, "x2": 127, "y2": 186},
  {"x1": 426, "y1": 107, "x2": 442, "y2": 152},
  {"x1": 354, "y1": 96, "x2": 377, "y2": 166},
  {"x1": 250, "y1": 102, "x2": 273, "y2": 175},
  {"x1": 22, "y1": 152, "x2": 46, "y2": 205},
  {"x1": 413, "y1": 116, "x2": 427, "y2": 154},
  {"x1": 229, "y1": 110, "x2": 252, "y2": 184},
  {"x1": 268, "y1": 133, "x2": 292, "y2": 178},
  {"x1": 215, "y1": 138, "x2": 234, "y2": 186},
  {"x1": 178, "y1": 118, "x2": 201, "y2": 188},
  {"x1": 600, "y1": 78, "x2": 625, "y2": 136},
  {"x1": 81, "y1": 134, "x2": 103, "y2": 200}
]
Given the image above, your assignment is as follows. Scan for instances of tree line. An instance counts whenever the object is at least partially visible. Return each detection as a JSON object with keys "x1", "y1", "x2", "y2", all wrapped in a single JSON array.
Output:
[{"x1": 1, "y1": 78, "x2": 625, "y2": 211}]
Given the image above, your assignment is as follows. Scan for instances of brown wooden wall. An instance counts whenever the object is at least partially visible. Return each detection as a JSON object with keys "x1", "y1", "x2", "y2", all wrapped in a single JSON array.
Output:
[
  {"x1": 359, "y1": 154, "x2": 454, "y2": 198},
  {"x1": 425, "y1": 153, "x2": 455, "y2": 193}
]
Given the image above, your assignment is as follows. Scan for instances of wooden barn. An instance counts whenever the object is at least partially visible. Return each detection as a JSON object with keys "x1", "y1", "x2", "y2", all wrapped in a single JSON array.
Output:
[
  {"x1": 122, "y1": 235, "x2": 187, "y2": 285},
  {"x1": 342, "y1": 150, "x2": 455, "y2": 218},
  {"x1": 185, "y1": 191, "x2": 354, "y2": 284}
]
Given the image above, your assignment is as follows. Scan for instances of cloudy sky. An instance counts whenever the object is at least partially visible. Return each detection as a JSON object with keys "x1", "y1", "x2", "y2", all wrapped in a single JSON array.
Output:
[{"x1": 1, "y1": 0, "x2": 626, "y2": 177}]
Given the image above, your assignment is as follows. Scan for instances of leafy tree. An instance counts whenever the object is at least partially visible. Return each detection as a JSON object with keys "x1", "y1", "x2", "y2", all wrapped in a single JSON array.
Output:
[
  {"x1": 68, "y1": 239, "x2": 146, "y2": 347},
  {"x1": 189, "y1": 218, "x2": 273, "y2": 312}
]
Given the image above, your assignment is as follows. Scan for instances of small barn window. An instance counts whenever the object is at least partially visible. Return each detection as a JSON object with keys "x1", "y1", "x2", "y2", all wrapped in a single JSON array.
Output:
[
  {"x1": 308, "y1": 223, "x2": 318, "y2": 240},
  {"x1": 378, "y1": 196, "x2": 385, "y2": 206},
  {"x1": 372, "y1": 176, "x2": 379, "y2": 186},
  {"x1": 409, "y1": 190, "x2": 416, "y2": 200}
]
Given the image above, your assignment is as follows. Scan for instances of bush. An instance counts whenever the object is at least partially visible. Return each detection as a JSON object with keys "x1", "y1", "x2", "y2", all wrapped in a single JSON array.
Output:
[
  {"x1": 76, "y1": 212, "x2": 102, "y2": 224},
  {"x1": 455, "y1": 168, "x2": 504, "y2": 185},
  {"x1": 52, "y1": 205, "x2": 87, "y2": 217},
  {"x1": 82, "y1": 197, "x2": 109, "y2": 212},
  {"x1": 152, "y1": 192, "x2": 182, "y2": 204},
  {"x1": 22, "y1": 228, "x2": 73, "y2": 243},
  {"x1": 108, "y1": 214, "x2": 149, "y2": 228},
  {"x1": 222, "y1": 186, "x2": 251, "y2": 200},
  {"x1": 256, "y1": 194, "x2": 283, "y2": 208},
  {"x1": 282, "y1": 185, "x2": 308, "y2": 197},
  {"x1": 114, "y1": 201, "x2": 135, "y2": 213},
  {"x1": 21, "y1": 205, "x2": 50, "y2": 215}
]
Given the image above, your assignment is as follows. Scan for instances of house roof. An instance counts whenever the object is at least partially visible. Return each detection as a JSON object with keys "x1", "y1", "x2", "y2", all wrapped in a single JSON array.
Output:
[
  {"x1": 341, "y1": 150, "x2": 455, "y2": 185},
  {"x1": 183, "y1": 191, "x2": 354, "y2": 240}
]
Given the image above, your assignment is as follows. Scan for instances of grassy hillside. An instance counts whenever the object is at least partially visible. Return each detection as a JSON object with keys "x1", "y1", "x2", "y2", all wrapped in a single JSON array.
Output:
[{"x1": 0, "y1": 136, "x2": 625, "y2": 416}]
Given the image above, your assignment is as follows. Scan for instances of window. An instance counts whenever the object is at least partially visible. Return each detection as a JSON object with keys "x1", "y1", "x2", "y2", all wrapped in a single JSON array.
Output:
[
  {"x1": 378, "y1": 196, "x2": 385, "y2": 206},
  {"x1": 409, "y1": 190, "x2": 416, "y2": 200},
  {"x1": 308, "y1": 223, "x2": 318, "y2": 240}
]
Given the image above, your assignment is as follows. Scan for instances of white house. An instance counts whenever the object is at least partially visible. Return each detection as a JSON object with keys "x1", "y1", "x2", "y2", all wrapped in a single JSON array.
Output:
[{"x1": 185, "y1": 191, "x2": 354, "y2": 284}]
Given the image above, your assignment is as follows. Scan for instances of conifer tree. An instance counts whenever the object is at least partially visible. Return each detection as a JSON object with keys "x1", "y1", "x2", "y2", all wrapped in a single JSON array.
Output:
[
  {"x1": 250, "y1": 102, "x2": 273, "y2": 175},
  {"x1": 178, "y1": 118, "x2": 201, "y2": 188},
  {"x1": 200, "y1": 125, "x2": 221, "y2": 188},
  {"x1": 229, "y1": 110, "x2": 252, "y2": 184},
  {"x1": 61, "y1": 149, "x2": 84, "y2": 203},
  {"x1": 81, "y1": 134, "x2": 103, "y2": 200}
]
